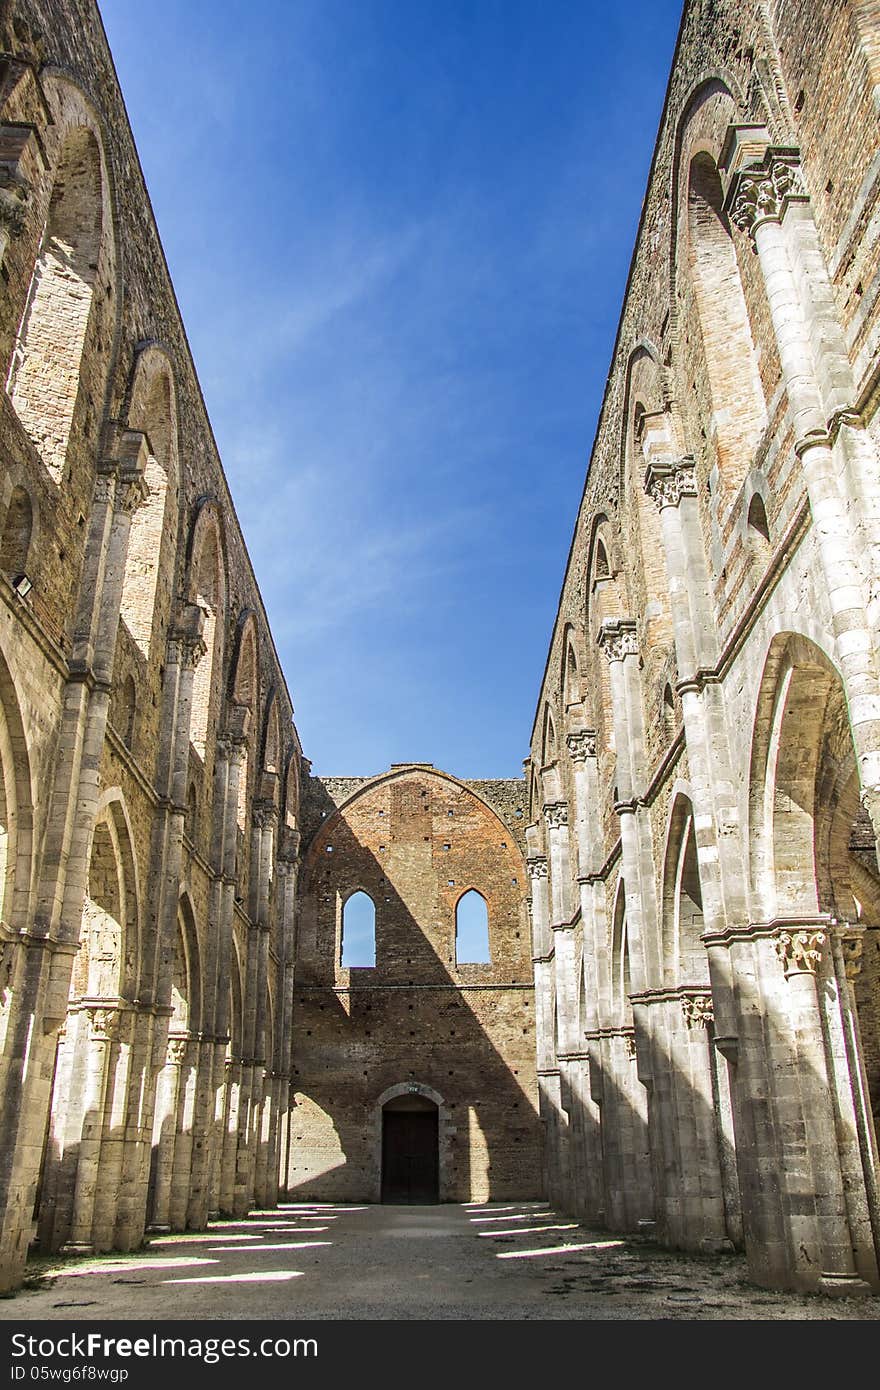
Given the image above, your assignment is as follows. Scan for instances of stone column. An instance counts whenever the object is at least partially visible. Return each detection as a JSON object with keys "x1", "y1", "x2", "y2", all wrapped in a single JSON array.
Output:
[
  {"x1": 0, "y1": 447, "x2": 149, "y2": 1286},
  {"x1": 724, "y1": 139, "x2": 880, "y2": 837},
  {"x1": 206, "y1": 711, "x2": 249, "y2": 1218},
  {"x1": 274, "y1": 843, "x2": 299, "y2": 1199},
  {"x1": 704, "y1": 917, "x2": 876, "y2": 1293},
  {"x1": 148, "y1": 1035, "x2": 187, "y2": 1232}
]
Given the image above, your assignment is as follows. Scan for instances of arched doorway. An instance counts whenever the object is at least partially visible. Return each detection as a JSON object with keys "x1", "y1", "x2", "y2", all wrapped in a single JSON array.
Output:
[{"x1": 381, "y1": 1094, "x2": 439, "y2": 1203}]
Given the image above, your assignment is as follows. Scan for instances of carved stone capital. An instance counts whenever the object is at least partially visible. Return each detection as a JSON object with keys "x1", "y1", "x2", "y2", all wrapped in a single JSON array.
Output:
[
  {"x1": 727, "y1": 150, "x2": 807, "y2": 240},
  {"x1": 180, "y1": 634, "x2": 207, "y2": 670},
  {"x1": 681, "y1": 993, "x2": 714, "y2": 1029},
  {"x1": 252, "y1": 800, "x2": 277, "y2": 831},
  {"x1": 598, "y1": 619, "x2": 639, "y2": 663},
  {"x1": 527, "y1": 855, "x2": 549, "y2": 881},
  {"x1": 116, "y1": 471, "x2": 151, "y2": 517},
  {"x1": 644, "y1": 455, "x2": 698, "y2": 511},
  {"x1": 87, "y1": 1006, "x2": 121, "y2": 1041},
  {"x1": 543, "y1": 800, "x2": 568, "y2": 829},
  {"x1": 834, "y1": 924, "x2": 865, "y2": 981},
  {"x1": 624, "y1": 1033, "x2": 638, "y2": 1060},
  {"x1": 774, "y1": 927, "x2": 825, "y2": 976},
  {"x1": 566, "y1": 729, "x2": 597, "y2": 762},
  {"x1": 165, "y1": 1036, "x2": 188, "y2": 1066}
]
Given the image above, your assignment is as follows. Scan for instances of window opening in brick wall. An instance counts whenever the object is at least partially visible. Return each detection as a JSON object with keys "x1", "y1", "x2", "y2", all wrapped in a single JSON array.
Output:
[
  {"x1": 341, "y1": 890, "x2": 375, "y2": 968},
  {"x1": 455, "y1": 888, "x2": 490, "y2": 964}
]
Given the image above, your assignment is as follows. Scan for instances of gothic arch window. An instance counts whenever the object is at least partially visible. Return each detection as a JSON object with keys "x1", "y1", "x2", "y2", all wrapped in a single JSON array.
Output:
[
  {"x1": 341, "y1": 890, "x2": 376, "y2": 968},
  {"x1": 455, "y1": 889, "x2": 490, "y2": 964},
  {"x1": 185, "y1": 780, "x2": 198, "y2": 846},
  {"x1": 189, "y1": 508, "x2": 225, "y2": 762},
  {"x1": 120, "y1": 674, "x2": 136, "y2": 751},
  {"x1": 687, "y1": 151, "x2": 767, "y2": 499},
  {"x1": 662, "y1": 796, "x2": 708, "y2": 987},
  {"x1": 7, "y1": 127, "x2": 105, "y2": 481},
  {"x1": 746, "y1": 491, "x2": 772, "y2": 577},
  {"x1": 119, "y1": 365, "x2": 178, "y2": 661},
  {"x1": 0, "y1": 486, "x2": 33, "y2": 580},
  {"x1": 747, "y1": 491, "x2": 770, "y2": 544}
]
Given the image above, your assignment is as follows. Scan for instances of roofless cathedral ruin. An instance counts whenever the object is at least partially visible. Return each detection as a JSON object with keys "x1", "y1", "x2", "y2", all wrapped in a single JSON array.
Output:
[{"x1": 0, "y1": 0, "x2": 878, "y2": 1301}]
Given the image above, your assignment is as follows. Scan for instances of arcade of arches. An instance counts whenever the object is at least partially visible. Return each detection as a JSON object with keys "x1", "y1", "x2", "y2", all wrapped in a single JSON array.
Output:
[{"x1": 0, "y1": 0, "x2": 878, "y2": 1303}]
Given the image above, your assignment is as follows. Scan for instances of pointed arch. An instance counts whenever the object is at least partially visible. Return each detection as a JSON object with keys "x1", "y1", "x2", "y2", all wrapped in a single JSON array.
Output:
[
  {"x1": 341, "y1": 890, "x2": 376, "y2": 968},
  {"x1": 6, "y1": 117, "x2": 112, "y2": 481},
  {"x1": 621, "y1": 345, "x2": 674, "y2": 650},
  {"x1": 661, "y1": 791, "x2": 709, "y2": 987},
  {"x1": 455, "y1": 888, "x2": 490, "y2": 964},
  {"x1": 229, "y1": 611, "x2": 259, "y2": 833},
  {"x1": 611, "y1": 877, "x2": 634, "y2": 1031},
  {"x1": 172, "y1": 893, "x2": 202, "y2": 1034},
  {"x1": 282, "y1": 745, "x2": 300, "y2": 831},
  {"x1": 0, "y1": 486, "x2": 34, "y2": 580},
  {"x1": 118, "y1": 347, "x2": 180, "y2": 660},
  {"x1": 187, "y1": 499, "x2": 227, "y2": 762},
  {"x1": 261, "y1": 686, "x2": 282, "y2": 778}
]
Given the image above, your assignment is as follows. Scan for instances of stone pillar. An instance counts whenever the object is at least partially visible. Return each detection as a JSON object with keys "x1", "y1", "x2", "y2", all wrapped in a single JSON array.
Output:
[
  {"x1": 205, "y1": 712, "x2": 249, "y2": 1218},
  {"x1": 704, "y1": 917, "x2": 877, "y2": 1293},
  {"x1": 274, "y1": 844, "x2": 299, "y2": 1199},
  {"x1": 143, "y1": 611, "x2": 206, "y2": 1235},
  {"x1": 14, "y1": 448, "x2": 150, "y2": 1271},
  {"x1": 148, "y1": 1036, "x2": 187, "y2": 1232},
  {"x1": 724, "y1": 138, "x2": 880, "y2": 836}
]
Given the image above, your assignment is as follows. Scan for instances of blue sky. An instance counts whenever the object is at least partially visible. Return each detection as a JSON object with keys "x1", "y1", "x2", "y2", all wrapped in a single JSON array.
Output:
[{"x1": 98, "y1": 0, "x2": 682, "y2": 779}]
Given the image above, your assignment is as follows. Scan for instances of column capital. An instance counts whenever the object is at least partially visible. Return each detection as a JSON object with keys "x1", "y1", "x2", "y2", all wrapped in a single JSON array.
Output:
[
  {"x1": 681, "y1": 992, "x2": 714, "y2": 1029},
  {"x1": 543, "y1": 800, "x2": 568, "y2": 829},
  {"x1": 526, "y1": 855, "x2": 549, "y2": 880},
  {"x1": 644, "y1": 454, "x2": 698, "y2": 510},
  {"x1": 832, "y1": 921, "x2": 866, "y2": 980},
  {"x1": 724, "y1": 144, "x2": 807, "y2": 241},
  {"x1": 566, "y1": 729, "x2": 597, "y2": 762},
  {"x1": 774, "y1": 926, "x2": 826, "y2": 977},
  {"x1": 598, "y1": 618, "x2": 639, "y2": 663},
  {"x1": 86, "y1": 1006, "x2": 122, "y2": 1041},
  {"x1": 252, "y1": 799, "x2": 278, "y2": 831}
]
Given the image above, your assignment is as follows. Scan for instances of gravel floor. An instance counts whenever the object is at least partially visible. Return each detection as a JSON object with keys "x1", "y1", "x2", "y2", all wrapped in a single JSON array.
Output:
[{"x1": 3, "y1": 1201, "x2": 879, "y2": 1321}]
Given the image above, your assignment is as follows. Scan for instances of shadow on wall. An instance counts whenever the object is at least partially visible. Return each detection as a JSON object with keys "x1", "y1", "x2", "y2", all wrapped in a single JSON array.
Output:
[{"x1": 286, "y1": 785, "x2": 542, "y2": 1205}]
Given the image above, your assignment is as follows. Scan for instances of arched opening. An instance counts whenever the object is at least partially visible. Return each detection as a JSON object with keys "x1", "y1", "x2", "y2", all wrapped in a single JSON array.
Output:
[
  {"x1": 747, "y1": 491, "x2": 770, "y2": 544},
  {"x1": 746, "y1": 491, "x2": 772, "y2": 580},
  {"x1": 39, "y1": 803, "x2": 134, "y2": 1250},
  {"x1": 625, "y1": 375, "x2": 674, "y2": 649},
  {"x1": 7, "y1": 127, "x2": 104, "y2": 481},
  {"x1": 381, "y1": 1094, "x2": 439, "y2": 1204},
  {"x1": 662, "y1": 795, "x2": 708, "y2": 987},
  {"x1": 0, "y1": 486, "x2": 33, "y2": 580},
  {"x1": 751, "y1": 634, "x2": 880, "y2": 1130},
  {"x1": 189, "y1": 508, "x2": 225, "y2": 762},
  {"x1": 120, "y1": 674, "x2": 136, "y2": 751},
  {"x1": 185, "y1": 781, "x2": 198, "y2": 846},
  {"x1": 612, "y1": 879, "x2": 634, "y2": 1032},
  {"x1": 662, "y1": 682, "x2": 677, "y2": 742},
  {"x1": 342, "y1": 890, "x2": 376, "y2": 968},
  {"x1": 687, "y1": 151, "x2": 767, "y2": 499},
  {"x1": 595, "y1": 539, "x2": 610, "y2": 579},
  {"x1": 119, "y1": 367, "x2": 177, "y2": 661},
  {"x1": 455, "y1": 888, "x2": 490, "y2": 964}
]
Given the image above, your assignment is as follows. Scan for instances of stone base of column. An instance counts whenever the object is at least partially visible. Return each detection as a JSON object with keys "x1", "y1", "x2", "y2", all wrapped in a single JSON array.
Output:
[
  {"x1": 60, "y1": 1242, "x2": 95, "y2": 1255},
  {"x1": 817, "y1": 1272, "x2": 875, "y2": 1297},
  {"x1": 637, "y1": 1219, "x2": 655, "y2": 1235},
  {"x1": 145, "y1": 1224, "x2": 171, "y2": 1235}
]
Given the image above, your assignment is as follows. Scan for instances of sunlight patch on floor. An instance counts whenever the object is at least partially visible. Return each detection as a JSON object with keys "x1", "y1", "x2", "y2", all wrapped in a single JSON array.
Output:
[{"x1": 495, "y1": 1241, "x2": 624, "y2": 1260}]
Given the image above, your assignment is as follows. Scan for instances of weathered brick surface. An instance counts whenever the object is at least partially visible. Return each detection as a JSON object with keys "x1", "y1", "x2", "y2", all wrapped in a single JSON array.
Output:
[{"x1": 290, "y1": 767, "x2": 541, "y2": 1201}]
